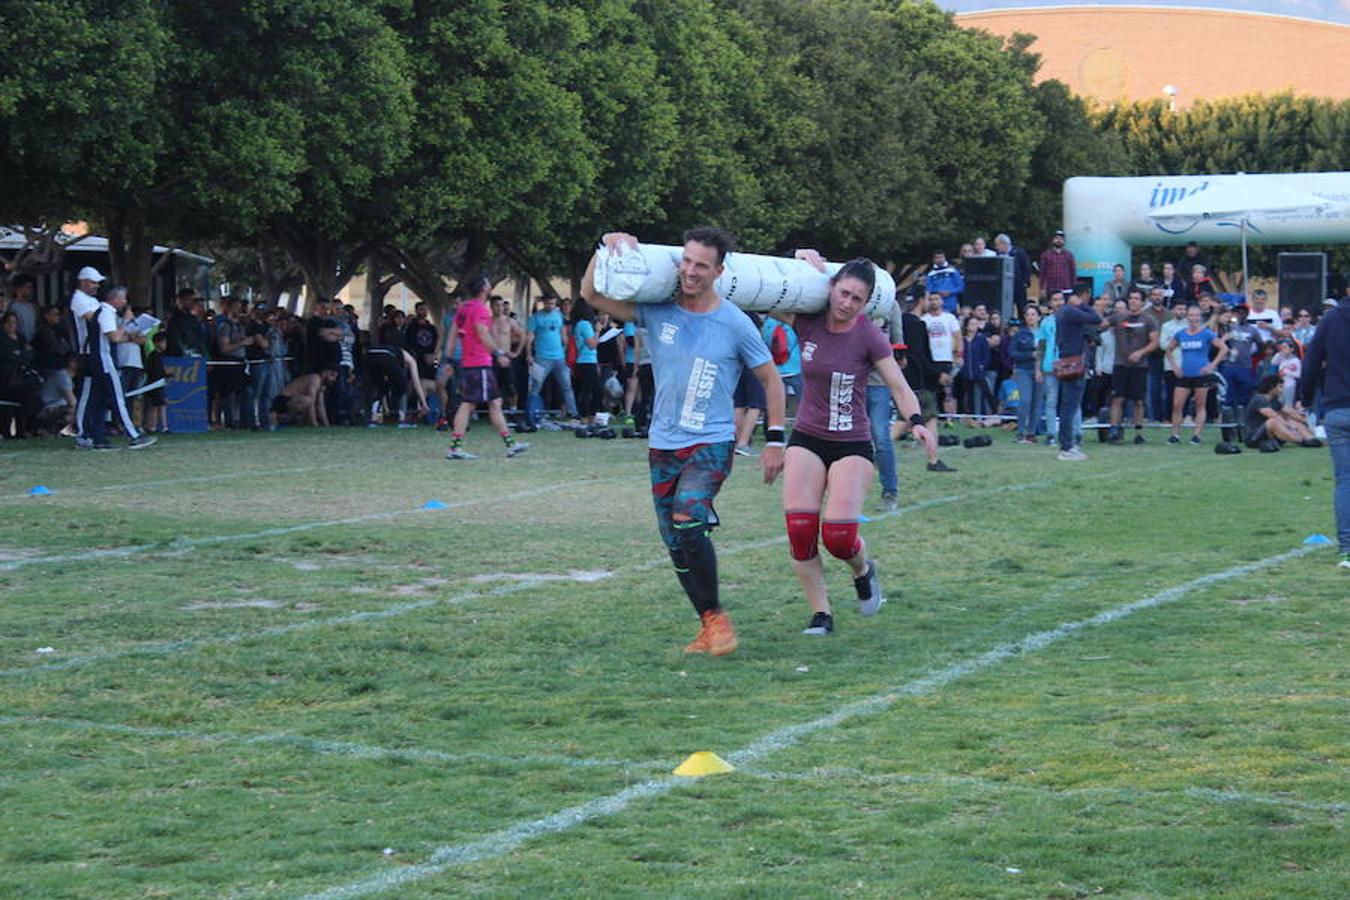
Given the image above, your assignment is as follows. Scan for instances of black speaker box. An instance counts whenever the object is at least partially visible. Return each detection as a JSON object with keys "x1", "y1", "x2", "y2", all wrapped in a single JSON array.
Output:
[
  {"x1": 962, "y1": 256, "x2": 1014, "y2": 320},
  {"x1": 1278, "y1": 252, "x2": 1326, "y2": 313}
]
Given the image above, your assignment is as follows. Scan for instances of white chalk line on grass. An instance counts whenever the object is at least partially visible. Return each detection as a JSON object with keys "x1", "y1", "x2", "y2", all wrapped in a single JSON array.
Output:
[
  {"x1": 0, "y1": 465, "x2": 327, "y2": 502},
  {"x1": 0, "y1": 714, "x2": 659, "y2": 774},
  {"x1": 0, "y1": 572, "x2": 610, "y2": 679},
  {"x1": 732, "y1": 766, "x2": 1346, "y2": 815},
  {"x1": 0, "y1": 465, "x2": 1183, "y2": 679},
  {"x1": 0, "y1": 481, "x2": 571, "y2": 572},
  {"x1": 300, "y1": 543, "x2": 1319, "y2": 900}
]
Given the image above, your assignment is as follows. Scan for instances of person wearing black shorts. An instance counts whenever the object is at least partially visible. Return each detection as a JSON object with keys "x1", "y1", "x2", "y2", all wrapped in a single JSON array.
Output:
[
  {"x1": 1107, "y1": 291, "x2": 1158, "y2": 444},
  {"x1": 780, "y1": 253, "x2": 936, "y2": 637}
]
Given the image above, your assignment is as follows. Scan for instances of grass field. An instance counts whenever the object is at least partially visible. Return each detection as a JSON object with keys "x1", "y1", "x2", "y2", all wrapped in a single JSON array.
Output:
[{"x1": 0, "y1": 425, "x2": 1345, "y2": 899}]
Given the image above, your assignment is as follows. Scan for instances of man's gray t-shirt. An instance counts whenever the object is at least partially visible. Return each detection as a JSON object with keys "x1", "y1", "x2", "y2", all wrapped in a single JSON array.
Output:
[
  {"x1": 1224, "y1": 322, "x2": 1264, "y2": 368},
  {"x1": 1111, "y1": 312, "x2": 1158, "y2": 368}
]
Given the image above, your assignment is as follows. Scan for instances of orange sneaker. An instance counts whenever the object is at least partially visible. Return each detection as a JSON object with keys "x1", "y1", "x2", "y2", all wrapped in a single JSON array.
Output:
[
  {"x1": 684, "y1": 625, "x2": 711, "y2": 654},
  {"x1": 701, "y1": 609, "x2": 738, "y2": 657}
]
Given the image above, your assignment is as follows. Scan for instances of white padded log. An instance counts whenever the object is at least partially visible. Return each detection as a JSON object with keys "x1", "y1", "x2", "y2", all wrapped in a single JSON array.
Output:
[{"x1": 592, "y1": 243, "x2": 896, "y2": 319}]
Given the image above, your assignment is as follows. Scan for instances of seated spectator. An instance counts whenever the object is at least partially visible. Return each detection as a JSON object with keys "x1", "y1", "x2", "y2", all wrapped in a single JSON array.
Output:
[
  {"x1": 36, "y1": 353, "x2": 79, "y2": 434},
  {"x1": 1245, "y1": 374, "x2": 1320, "y2": 448},
  {"x1": 0, "y1": 310, "x2": 42, "y2": 436}
]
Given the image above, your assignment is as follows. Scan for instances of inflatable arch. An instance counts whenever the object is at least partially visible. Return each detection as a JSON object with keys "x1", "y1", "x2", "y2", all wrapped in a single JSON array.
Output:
[{"x1": 1064, "y1": 172, "x2": 1350, "y2": 291}]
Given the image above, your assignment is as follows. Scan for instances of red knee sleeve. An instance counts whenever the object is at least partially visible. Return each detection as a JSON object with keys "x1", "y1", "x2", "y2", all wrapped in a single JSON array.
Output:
[
  {"x1": 821, "y1": 520, "x2": 861, "y2": 561},
  {"x1": 785, "y1": 511, "x2": 820, "y2": 561}
]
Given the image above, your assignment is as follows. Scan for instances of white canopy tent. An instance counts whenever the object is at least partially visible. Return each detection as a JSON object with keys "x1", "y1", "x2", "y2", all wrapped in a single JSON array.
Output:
[{"x1": 1146, "y1": 179, "x2": 1333, "y2": 301}]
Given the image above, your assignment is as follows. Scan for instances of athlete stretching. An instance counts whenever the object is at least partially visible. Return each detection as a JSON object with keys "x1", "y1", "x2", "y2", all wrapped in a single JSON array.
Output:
[{"x1": 582, "y1": 228, "x2": 785, "y2": 656}]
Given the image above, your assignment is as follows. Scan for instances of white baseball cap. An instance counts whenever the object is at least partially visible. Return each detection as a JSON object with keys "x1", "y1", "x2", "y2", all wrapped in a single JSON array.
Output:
[{"x1": 76, "y1": 266, "x2": 107, "y2": 283}]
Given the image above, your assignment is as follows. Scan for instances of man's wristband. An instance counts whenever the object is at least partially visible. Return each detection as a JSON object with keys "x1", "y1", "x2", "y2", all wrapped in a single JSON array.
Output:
[
  {"x1": 765, "y1": 427, "x2": 786, "y2": 447},
  {"x1": 909, "y1": 413, "x2": 926, "y2": 427}
]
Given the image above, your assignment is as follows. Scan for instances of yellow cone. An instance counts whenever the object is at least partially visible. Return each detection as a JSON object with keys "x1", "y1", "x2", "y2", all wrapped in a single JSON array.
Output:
[{"x1": 673, "y1": 751, "x2": 735, "y2": 777}]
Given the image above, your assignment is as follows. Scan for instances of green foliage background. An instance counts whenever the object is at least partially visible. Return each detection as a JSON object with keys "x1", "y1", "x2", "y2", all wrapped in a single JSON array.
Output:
[{"x1": 0, "y1": 0, "x2": 1345, "y2": 304}]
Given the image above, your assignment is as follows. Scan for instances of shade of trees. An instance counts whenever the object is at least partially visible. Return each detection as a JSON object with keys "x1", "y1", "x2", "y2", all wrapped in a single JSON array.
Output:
[{"x1": 2, "y1": 1, "x2": 1342, "y2": 310}]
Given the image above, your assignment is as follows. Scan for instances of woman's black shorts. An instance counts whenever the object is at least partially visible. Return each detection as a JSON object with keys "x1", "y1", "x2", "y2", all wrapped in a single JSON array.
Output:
[
  {"x1": 787, "y1": 428, "x2": 874, "y2": 468},
  {"x1": 1175, "y1": 374, "x2": 1215, "y2": 390}
]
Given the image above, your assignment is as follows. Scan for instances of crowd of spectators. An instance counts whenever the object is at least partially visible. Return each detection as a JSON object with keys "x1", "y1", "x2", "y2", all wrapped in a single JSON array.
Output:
[
  {"x1": 0, "y1": 238, "x2": 1343, "y2": 465},
  {"x1": 903, "y1": 235, "x2": 1344, "y2": 458}
]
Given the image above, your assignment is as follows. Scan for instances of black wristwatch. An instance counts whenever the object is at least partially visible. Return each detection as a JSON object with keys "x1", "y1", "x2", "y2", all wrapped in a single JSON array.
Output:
[{"x1": 909, "y1": 413, "x2": 926, "y2": 427}]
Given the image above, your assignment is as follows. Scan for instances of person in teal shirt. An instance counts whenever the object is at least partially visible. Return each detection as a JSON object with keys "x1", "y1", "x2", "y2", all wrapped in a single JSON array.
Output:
[
  {"x1": 526, "y1": 296, "x2": 577, "y2": 418},
  {"x1": 571, "y1": 304, "x2": 600, "y2": 425},
  {"x1": 1037, "y1": 293, "x2": 1061, "y2": 441}
]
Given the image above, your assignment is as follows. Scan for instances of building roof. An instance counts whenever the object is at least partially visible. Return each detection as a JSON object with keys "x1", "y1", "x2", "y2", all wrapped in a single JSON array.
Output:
[
  {"x1": 949, "y1": 4, "x2": 1350, "y2": 104},
  {"x1": 943, "y1": 2, "x2": 1348, "y2": 27},
  {"x1": 0, "y1": 226, "x2": 214, "y2": 265}
]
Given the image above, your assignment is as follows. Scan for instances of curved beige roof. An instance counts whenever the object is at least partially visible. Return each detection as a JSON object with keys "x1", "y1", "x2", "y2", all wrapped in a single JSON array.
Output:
[{"x1": 955, "y1": 6, "x2": 1350, "y2": 104}]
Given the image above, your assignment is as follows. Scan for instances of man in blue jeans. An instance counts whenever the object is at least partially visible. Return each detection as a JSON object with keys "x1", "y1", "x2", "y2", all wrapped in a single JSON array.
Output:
[
  {"x1": 525, "y1": 295, "x2": 577, "y2": 419},
  {"x1": 1299, "y1": 290, "x2": 1350, "y2": 569},
  {"x1": 1054, "y1": 284, "x2": 1101, "y2": 461},
  {"x1": 866, "y1": 305, "x2": 907, "y2": 511}
]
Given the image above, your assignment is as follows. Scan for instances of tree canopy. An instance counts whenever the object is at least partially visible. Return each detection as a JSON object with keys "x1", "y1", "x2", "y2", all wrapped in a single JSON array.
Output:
[{"x1": 1, "y1": 1, "x2": 1341, "y2": 307}]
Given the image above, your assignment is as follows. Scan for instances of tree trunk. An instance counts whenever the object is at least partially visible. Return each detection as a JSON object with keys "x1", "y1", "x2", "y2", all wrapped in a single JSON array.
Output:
[
  {"x1": 373, "y1": 244, "x2": 456, "y2": 324},
  {"x1": 105, "y1": 208, "x2": 167, "y2": 312},
  {"x1": 496, "y1": 238, "x2": 565, "y2": 301},
  {"x1": 269, "y1": 220, "x2": 368, "y2": 313}
]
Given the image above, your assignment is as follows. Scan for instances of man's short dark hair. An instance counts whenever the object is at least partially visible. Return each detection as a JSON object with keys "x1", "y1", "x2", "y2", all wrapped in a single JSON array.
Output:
[
  {"x1": 12, "y1": 274, "x2": 34, "y2": 289},
  {"x1": 461, "y1": 274, "x2": 491, "y2": 299},
  {"x1": 682, "y1": 226, "x2": 736, "y2": 265},
  {"x1": 1256, "y1": 373, "x2": 1280, "y2": 394}
]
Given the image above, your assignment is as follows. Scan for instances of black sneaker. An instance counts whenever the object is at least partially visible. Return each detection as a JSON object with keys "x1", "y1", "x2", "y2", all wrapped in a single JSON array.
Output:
[
  {"x1": 927, "y1": 459, "x2": 957, "y2": 473},
  {"x1": 91, "y1": 442, "x2": 117, "y2": 452},
  {"x1": 127, "y1": 434, "x2": 157, "y2": 450},
  {"x1": 802, "y1": 611, "x2": 834, "y2": 636},
  {"x1": 1167, "y1": 435, "x2": 1181, "y2": 445},
  {"x1": 1189, "y1": 435, "x2": 1202, "y2": 445},
  {"x1": 1133, "y1": 433, "x2": 1146, "y2": 444},
  {"x1": 1107, "y1": 427, "x2": 1123, "y2": 444}
]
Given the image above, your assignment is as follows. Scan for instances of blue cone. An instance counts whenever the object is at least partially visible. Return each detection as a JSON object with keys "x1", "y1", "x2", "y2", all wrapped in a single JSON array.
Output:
[
  {"x1": 1302, "y1": 533, "x2": 1333, "y2": 545},
  {"x1": 423, "y1": 499, "x2": 448, "y2": 510},
  {"x1": 28, "y1": 485, "x2": 52, "y2": 496}
]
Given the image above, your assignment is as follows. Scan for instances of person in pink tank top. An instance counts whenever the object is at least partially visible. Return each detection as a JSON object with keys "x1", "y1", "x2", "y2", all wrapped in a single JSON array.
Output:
[
  {"x1": 444, "y1": 275, "x2": 529, "y2": 460},
  {"x1": 777, "y1": 253, "x2": 936, "y2": 636}
]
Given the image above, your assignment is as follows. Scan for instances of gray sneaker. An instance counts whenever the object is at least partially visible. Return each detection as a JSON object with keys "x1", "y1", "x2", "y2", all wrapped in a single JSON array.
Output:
[
  {"x1": 127, "y1": 434, "x2": 157, "y2": 450},
  {"x1": 506, "y1": 442, "x2": 530, "y2": 458},
  {"x1": 445, "y1": 447, "x2": 478, "y2": 460},
  {"x1": 854, "y1": 559, "x2": 885, "y2": 617},
  {"x1": 733, "y1": 445, "x2": 759, "y2": 458},
  {"x1": 876, "y1": 494, "x2": 898, "y2": 513}
]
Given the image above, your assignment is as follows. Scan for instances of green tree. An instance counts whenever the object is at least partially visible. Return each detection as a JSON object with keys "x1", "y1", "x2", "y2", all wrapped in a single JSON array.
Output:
[{"x1": 1095, "y1": 92, "x2": 1350, "y2": 279}]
